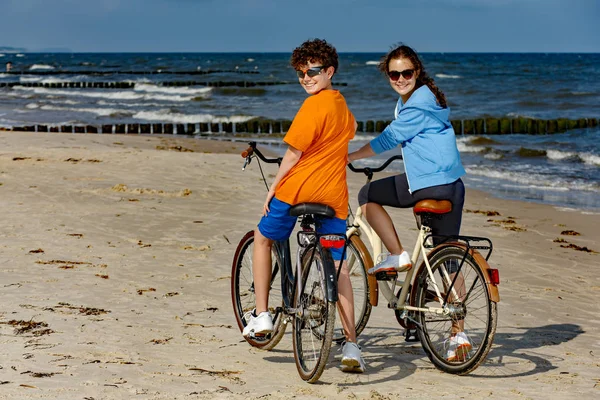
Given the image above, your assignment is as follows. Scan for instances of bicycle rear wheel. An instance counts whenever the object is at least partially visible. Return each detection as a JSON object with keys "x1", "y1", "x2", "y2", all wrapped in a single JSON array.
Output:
[
  {"x1": 414, "y1": 246, "x2": 497, "y2": 374},
  {"x1": 333, "y1": 235, "x2": 372, "y2": 343},
  {"x1": 231, "y1": 230, "x2": 286, "y2": 350},
  {"x1": 292, "y1": 246, "x2": 336, "y2": 383}
]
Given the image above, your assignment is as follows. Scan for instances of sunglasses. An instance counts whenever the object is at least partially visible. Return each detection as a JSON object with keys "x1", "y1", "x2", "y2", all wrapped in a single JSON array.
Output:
[
  {"x1": 296, "y1": 65, "x2": 326, "y2": 79},
  {"x1": 388, "y1": 69, "x2": 415, "y2": 81}
]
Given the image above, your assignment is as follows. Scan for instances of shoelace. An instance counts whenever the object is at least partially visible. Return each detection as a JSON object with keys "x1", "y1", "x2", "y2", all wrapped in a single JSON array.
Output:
[
  {"x1": 242, "y1": 309, "x2": 255, "y2": 323},
  {"x1": 374, "y1": 252, "x2": 391, "y2": 265}
]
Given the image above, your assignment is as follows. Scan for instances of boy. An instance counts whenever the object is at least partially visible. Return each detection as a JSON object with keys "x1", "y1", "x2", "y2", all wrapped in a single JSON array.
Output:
[{"x1": 243, "y1": 38, "x2": 364, "y2": 373}]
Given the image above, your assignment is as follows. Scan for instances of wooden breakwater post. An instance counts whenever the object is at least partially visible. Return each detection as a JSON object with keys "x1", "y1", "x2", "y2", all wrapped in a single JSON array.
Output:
[{"x1": 6, "y1": 116, "x2": 598, "y2": 137}]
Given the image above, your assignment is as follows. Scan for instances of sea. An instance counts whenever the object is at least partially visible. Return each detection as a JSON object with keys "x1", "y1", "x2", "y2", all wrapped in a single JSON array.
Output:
[{"x1": 1, "y1": 52, "x2": 599, "y2": 211}]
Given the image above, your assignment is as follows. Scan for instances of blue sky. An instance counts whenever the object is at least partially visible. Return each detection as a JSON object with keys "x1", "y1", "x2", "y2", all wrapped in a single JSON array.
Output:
[{"x1": 1, "y1": 0, "x2": 598, "y2": 53}]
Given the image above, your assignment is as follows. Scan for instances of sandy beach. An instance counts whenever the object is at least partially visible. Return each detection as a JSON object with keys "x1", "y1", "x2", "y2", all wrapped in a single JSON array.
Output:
[{"x1": 0, "y1": 131, "x2": 598, "y2": 400}]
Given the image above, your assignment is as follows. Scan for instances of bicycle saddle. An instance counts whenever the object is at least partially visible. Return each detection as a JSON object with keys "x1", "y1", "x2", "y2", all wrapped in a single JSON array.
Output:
[
  {"x1": 413, "y1": 199, "x2": 452, "y2": 215},
  {"x1": 289, "y1": 203, "x2": 336, "y2": 218}
]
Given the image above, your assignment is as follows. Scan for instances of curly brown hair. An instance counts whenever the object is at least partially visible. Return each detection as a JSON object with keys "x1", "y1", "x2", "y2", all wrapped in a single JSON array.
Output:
[
  {"x1": 290, "y1": 38, "x2": 339, "y2": 75},
  {"x1": 378, "y1": 44, "x2": 447, "y2": 108}
]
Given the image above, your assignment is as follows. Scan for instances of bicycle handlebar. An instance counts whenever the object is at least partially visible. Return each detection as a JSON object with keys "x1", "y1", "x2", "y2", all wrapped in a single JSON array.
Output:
[
  {"x1": 347, "y1": 154, "x2": 403, "y2": 176},
  {"x1": 241, "y1": 141, "x2": 282, "y2": 165}
]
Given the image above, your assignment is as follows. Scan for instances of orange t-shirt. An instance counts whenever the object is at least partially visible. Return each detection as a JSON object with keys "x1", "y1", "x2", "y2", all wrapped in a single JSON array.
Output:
[{"x1": 275, "y1": 90, "x2": 356, "y2": 219}]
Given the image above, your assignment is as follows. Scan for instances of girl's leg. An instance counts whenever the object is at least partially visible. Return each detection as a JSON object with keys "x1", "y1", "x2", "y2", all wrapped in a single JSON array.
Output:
[
  {"x1": 252, "y1": 228, "x2": 274, "y2": 314},
  {"x1": 362, "y1": 202, "x2": 404, "y2": 254},
  {"x1": 358, "y1": 174, "x2": 413, "y2": 255}
]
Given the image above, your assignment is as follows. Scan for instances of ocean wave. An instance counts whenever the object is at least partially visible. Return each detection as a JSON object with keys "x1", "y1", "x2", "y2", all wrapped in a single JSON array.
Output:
[
  {"x1": 456, "y1": 142, "x2": 487, "y2": 153},
  {"x1": 19, "y1": 75, "x2": 90, "y2": 83},
  {"x1": 483, "y1": 152, "x2": 504, "y2": 160},
  {"x1": 352, "y1": 134, "x2": 379, "y2": 142},
  {"x1": 13, "y1": 86, "x2": 202, "y2": 102},
  {"x1": 133, "y1": 110, "x2": 255, "y2": 124},
  {"x1": 570, "y1": 91, "x2": 595, "y2": 96},
  {"x1": 40, "y1": 104, "x2": 134, "y2": 117},
  {"x1": 546, "y1": 149, "x2": 578, "y2": 161},
  {"x1": 580, "y1": 152, "x2": 600, "y2": 166},
  {"x1": 435, "y1": 73, "x2": 461, "y2": 79},
  {"x1": 134, "y1": 83, "x2": 212, "y2": 96},
  {"x1": 465, "y1": 166, "x2": 599, "y2": 192},
  {"x1": 365, "y1": 61, "x2": 379, "y2": 66},
  {"x1": 29, "y1": 64, "x2": 55, "y2": 70},
  {"x1": 506, "y1": 112, "x2": 537, "y2": 119}
]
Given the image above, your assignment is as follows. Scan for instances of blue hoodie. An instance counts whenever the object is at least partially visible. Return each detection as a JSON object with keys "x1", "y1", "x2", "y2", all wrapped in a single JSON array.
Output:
[{"x1": 370, "y1": 85, "x2": 465, "y2": 193}]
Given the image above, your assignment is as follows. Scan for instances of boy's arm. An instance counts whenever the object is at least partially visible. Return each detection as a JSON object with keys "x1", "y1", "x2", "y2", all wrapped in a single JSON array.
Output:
[{"x1": 263, "y1": 145, "x2": 302, "y2": 214}]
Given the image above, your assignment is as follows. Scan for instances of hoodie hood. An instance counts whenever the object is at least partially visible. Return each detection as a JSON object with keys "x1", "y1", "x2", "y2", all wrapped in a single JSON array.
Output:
[{"x1": 397, "y1": 85, "x2": 450, "y2": 123}]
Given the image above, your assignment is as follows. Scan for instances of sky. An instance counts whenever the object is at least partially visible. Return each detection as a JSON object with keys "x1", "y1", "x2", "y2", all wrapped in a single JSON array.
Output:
[{"x1": 1, "y1": 0, "x2": 598, "y2": 53}]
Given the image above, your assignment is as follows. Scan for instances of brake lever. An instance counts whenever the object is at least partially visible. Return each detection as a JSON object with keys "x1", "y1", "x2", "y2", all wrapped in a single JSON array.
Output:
[{"x1": 242, "y1": 156, "x2": 253, "y2": 171}]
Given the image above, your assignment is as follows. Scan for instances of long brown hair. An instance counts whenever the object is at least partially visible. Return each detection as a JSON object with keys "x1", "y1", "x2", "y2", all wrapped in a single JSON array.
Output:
[{"x1": 378, "y1": 44, "x2": 447, "y2": 108}]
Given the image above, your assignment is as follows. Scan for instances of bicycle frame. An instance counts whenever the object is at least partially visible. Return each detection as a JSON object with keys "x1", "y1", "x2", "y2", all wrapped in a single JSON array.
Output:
[
  {"x1": 346, "y1": 186, "x2": 497, "y2": 319},
  {"x1": 347, "y1": 206, "x2": 450, "y2": 315}
]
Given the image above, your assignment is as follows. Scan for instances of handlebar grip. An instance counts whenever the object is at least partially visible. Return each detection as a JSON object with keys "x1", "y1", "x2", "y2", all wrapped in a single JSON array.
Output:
[{"x1": 241, "y1": 146, "x2": 254, "y2": 158}]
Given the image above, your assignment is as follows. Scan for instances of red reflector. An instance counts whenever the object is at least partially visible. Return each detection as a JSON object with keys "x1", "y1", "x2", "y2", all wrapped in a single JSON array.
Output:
[
  {"x1": 320, "y1": 235, "x2": 345, "y2": 249},
  {"x1": 488, "y1": 268, "x2": 500, "y2": 285}
]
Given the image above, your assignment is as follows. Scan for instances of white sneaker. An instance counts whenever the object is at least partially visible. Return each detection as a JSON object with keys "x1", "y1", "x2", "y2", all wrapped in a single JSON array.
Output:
[
  {"x1": 446, "y1": 331, "x2": 472, "y2": 362},
  {"x1": 368, "y1": 250, "x2": 412, "y2": 275},
  {"x1": 341, "y1": 342, "x2": 365, "y2": 373},
  {"x1": 242, "y1": 309, "x2": 273, "y2": 338}
]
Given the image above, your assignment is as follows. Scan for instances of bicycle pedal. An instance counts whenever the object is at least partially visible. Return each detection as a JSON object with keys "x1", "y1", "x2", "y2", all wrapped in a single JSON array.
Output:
[
  {"x1": 404, "y1": 328, "x2": 419, "y2": 342},
  {"x1": 375, "y1": 271, "x2": 397, "y2": 281}
]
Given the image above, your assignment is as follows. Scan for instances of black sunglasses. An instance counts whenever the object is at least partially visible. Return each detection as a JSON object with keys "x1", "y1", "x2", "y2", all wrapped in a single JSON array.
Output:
[
  {"x1": 296, "y1": 66, "x2": 326, "y2": 79},
  {"x1": 388, "y1": 69, "x2": 415, "y2": 81}
]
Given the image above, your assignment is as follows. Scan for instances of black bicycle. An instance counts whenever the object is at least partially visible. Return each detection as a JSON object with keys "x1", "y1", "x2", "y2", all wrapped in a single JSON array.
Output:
[{"x1": 231, "y1": 142, "x2": 353, "y2": 383}]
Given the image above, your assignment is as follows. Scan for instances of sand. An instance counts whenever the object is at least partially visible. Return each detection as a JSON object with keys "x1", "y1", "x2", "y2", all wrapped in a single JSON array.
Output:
[{"x1": 0, "y1": 131, "x2": 598, "y2": 399}]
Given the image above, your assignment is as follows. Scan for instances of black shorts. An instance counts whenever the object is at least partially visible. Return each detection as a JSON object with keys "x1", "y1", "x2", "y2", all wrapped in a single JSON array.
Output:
[{"x1": 358, "y1": 174, "x2": 465, "y2": 241}]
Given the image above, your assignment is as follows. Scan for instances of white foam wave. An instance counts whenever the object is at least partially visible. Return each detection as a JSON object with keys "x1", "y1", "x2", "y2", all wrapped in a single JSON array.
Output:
[
  {"x1": 457, "y1": 142, "x2": 486, "y2": 153},
  {"x1": 26, "y1": 103, "x2": 39, "y2": 109},
  {"x1": 483, "y1": 153, "x2": 503, "y2": 160},
  {"x1": 365, "y1": 61, "x2": 379, "y2": 66},
  {"x1": 465, "y1": 166, "x2": 598, "y2": 192},
  {"x1": 134, "y1": 83, "x2": 212, "y2": 96},
  {"x1": 13, "y1": 86, "x2": 199, "y2": 102},
  {"x1": 580, "y1": 152, "x2": 600, "y2": 166},
  {"x1": 40, "y1": 104, "x2": 133, "y2": 117},
  {"x1": 16, "y1": 54, "x2": 25, "y2": 57},
  {"x1": 30, "y1": 64, "x2": 55, "y2": 70},
  {"x1": 506, "y1": 112, "x2": 537, "y2": 119},
  {"x1": 19, "y1": 75, "x2": 89, "y2": 83},
  {"x1": 546, "y1": 149, "x2": 576, "y2": 160},
  {"x1": 133, "y1": 110, "x2": 254, "y2": 124},
  {"x1": 435, "y1": 73, "x2": 461, "y2": 79}
]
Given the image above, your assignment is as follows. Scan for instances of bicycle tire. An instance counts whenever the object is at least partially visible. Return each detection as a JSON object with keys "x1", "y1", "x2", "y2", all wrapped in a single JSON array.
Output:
[
  {"x1": 332, "y1": 235, "x2": 373, "y2": 344},
  {"x1": 292, "y1": 246, "x2": 336, "y2": 383},
  {"x1": 231, "y1": 230, "x2": 287, "y2": 350},
  {"x1": 414, "y1": 245, "x2": 497, "y2": 374}
]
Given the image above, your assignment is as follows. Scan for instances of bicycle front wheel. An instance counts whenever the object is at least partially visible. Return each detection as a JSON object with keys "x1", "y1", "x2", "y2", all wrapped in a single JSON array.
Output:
[
  {"x1": 292, "y1": 247, "x2": 336, "y2": 383},
  {"x1": 414, "y1": 246, "x2": 497, "y2": 374},
  {"x1": 231, "y1": 230, "x2": 286, "y2": 350},
  {"x1": 333, "y1": 235, "x2": 372, "y2": 343}
]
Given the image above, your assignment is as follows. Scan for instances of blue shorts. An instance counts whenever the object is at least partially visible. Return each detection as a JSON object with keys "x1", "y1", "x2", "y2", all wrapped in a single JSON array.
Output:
[{"x1": 258, "y1": 197, "x2": 347, "y2": 260}]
